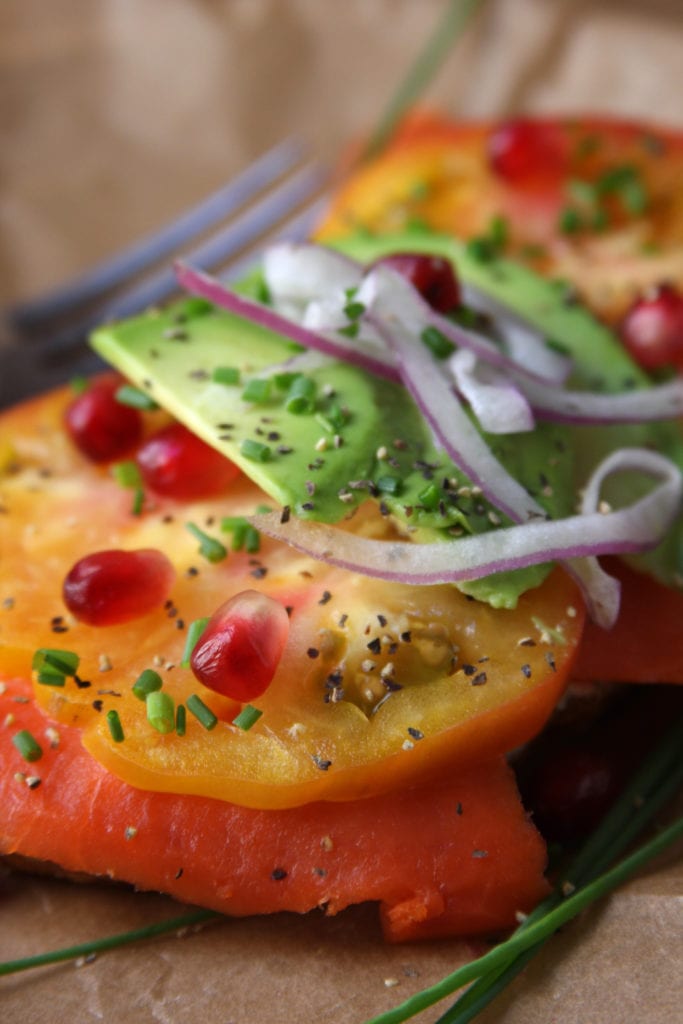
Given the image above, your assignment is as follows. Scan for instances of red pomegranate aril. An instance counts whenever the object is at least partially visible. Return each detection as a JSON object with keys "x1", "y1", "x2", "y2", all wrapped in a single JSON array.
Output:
[
  {"x1": 371, "y1": 253, "x2": 460, "y2": 313},
  {"x1": 487, "y1": 119, "x2": 567, "y2": 187},
  {"x1": 619, "y1": 283, "x2": 683, "y2": 371},
  {"x1": 136, "y1": 423, "x2": 241, "y2": 501},
  {"x1": 190, "y1": 590, "x2": 290, "y2": 702},
  {"x1": 65, "y1": 376, "x2": 143, "y2": 463},
  {"x1": 63, "y1": 548, "x2": 176, "y2": 626}
]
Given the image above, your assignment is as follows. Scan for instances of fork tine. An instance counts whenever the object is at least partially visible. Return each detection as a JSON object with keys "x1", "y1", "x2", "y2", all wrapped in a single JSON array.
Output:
[
  {"x1": 7, "y1": 137, "x2": 306, "y2": 332},
  {"x1": 24, "y1": 161, "x2": 325, "y2": 360},
  {"x1": 0, "y1": 157, "x2": 326, "y2": 409}
]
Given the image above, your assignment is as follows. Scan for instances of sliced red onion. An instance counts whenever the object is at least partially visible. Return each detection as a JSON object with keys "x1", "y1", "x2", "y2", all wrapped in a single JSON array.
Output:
[
  {"x1": 449, "y1": 349, "x2": 536, "y2": 434},
  {"x1": 366, "y1": 266, "x2": 545, "y2": 523},
  {"x1": 512, "y1": 373, "x2": 683, "y2": 424},
  {"x1": 250, "y1": 447, "x2": 681, "y2": 622},
  {"x1": 459, "y1": 282, "x2": 574, "y2": 384},
  {"x1": 262, "y1": 242, "x2": 362, "y2": 313},
  {"x1": 174, "y1": 260, "x2": 400, "y2": 384}
]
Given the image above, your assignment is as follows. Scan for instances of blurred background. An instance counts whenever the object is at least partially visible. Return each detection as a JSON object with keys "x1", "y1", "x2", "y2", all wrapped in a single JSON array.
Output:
[{"x1": 2, "y1": 0, "x2": 683, "y2": 304}]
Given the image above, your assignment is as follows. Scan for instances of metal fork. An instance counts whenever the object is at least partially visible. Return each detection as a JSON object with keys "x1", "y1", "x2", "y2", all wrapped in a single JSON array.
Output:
[{"x1": 0, "y1": 138, "x2": 327, "y2": 408}]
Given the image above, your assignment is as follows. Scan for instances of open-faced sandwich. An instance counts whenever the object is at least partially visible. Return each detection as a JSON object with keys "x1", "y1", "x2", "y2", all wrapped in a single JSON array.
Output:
[{"x1": 1, "y1": 114, "x2": 682, "y2": 965}]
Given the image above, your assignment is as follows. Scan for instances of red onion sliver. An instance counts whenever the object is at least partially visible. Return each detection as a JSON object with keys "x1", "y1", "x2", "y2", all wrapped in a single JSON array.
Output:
[
  {"x1": 250, "y1": 448, "x2": 681, "y2": 605},
  {"x1": 174, "y1": 260, "x2": 400, "y2": 384},
  {"x1": 512, "y1": 373, "x2": 683, "y2": 425},
  {"x1": 449, "y1": 349, "x2": 536, "y2": 434},
  {"x1": 366, "y1": 267, "x2": 544, "y2": 523}
]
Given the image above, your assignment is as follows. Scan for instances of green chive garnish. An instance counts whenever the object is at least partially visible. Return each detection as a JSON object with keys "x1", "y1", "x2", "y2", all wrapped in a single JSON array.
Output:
[
  {"x1": 114, "y1": 385, "x2": 159, "y2": 411},
  {"x1": 212, "y1": 366, "x2": 240, "y2": 385},
  {"x1": 185, "y1": 522, "x2": 228, "y2": 563},
  {"x1": 12, "y1": 730, "x2": 43, "y2": 763},
  {"x1": 32, "y1": 648, "x2": 80, "y2": 678},
  {"x1": 241, "y1": 377, "x2": 272, "y2": 404},
  {"x1": 186, "y1": 694, "x2": 218, "y2": 731},
  {"x1": 181, "y1": 617, "x2": 210, "y2": 667},
  {"x1": 175, "y1": 704, "x2": 186, "y2": 737},
  {"x1": 363, "y1": 0, "x2": 486, "y2": 159},
  {"x1": 232, "y1": 705, "x2": 263, "y2": 731},
  {"x1": 111, "y1": 460, "x2": 143, "y2": 488},
  {"x1": 106, "y1": 709, "x2": 125, "y2": 743},
  {"x1": 146, "y1": 691, "x2": 175, "y2": 734},
  {"x1": 221, "y1": 517, "x2": 261, "y2": 553},
  {"x1": 132, "y1": 669, "x2": 163, "y2": 701},
  {"x1": 239, "y1": 439, "x2": 272, "y2": 463},
  {"x1": 285, "y1": 375, "x2": 317, "y2": 414},
  {"x1": 343, "y1": 300, "x2": 365, "y2": 321},
  {"x1": 375, "y1": 475, "x2": 402, "y2": 495},
  {"x1": 420, "y1": 326, "x2": 455, "y2": 359}
]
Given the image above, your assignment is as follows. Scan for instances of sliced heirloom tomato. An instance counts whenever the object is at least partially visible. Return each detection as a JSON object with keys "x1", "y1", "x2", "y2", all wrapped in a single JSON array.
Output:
[
  {"x1": 0, "y1": 386, "x2": 585, "y2": 810},
  {"x1": 318, "y1": 112, "x2": 683, "y2": 324}
]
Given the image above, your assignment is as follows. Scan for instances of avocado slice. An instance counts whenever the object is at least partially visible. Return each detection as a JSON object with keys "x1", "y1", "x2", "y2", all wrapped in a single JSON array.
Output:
[{"x1": 90, "y1": 229, "x2": 683, "y2": 604}]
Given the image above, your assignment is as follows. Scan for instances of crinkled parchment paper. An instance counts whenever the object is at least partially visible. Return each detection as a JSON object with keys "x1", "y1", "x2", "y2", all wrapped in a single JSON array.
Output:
[{"x1": 1, "y1": 1, "x2": 682, "y2": 1021}]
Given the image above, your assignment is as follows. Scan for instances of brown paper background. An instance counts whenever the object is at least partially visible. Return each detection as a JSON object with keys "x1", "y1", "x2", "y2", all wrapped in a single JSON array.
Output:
[{"x1": 1, "y1": 1, "x2": 682, "y2": 1021}]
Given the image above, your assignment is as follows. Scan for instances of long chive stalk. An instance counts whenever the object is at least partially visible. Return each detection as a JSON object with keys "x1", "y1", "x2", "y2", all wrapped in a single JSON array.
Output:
[
  {"x1": 432, "y1": 712, "x2": 683, "y2": 1024},
  {"x1": 0, "y1": 909, "x2": 221, "y2": 977},
  {"x1": 363, "y1": 0, "x2": 487, "y2": 160},
  {"x1": 364, "y1": 812, "x2": 683, "y2": 1024}
]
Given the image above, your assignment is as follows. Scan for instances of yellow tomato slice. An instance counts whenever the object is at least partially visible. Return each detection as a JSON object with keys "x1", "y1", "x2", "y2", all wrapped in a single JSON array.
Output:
[{"x1": 0, "y1": 386, "x2": 584, "y2": 810}]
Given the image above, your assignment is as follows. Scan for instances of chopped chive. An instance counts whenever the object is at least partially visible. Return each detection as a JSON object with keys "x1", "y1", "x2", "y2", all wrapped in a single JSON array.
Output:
[
  {"x1": 181, "y1": 617, "x2": 210, "y2": 667},
  {"x1": 185, "y1": 522, "x2": 228, "y2": 563},
  {"x1": 337, "y1": 322, "x2": 360, "y2": 339},
  {"x1": 375, "y1": 475, "x2": 402, "y2": 495},
  {"x1": 114, "y1": 385, "x2": 159, "y2": 411},
  {"x1": 132, "y1": 669, "x2": 163, "y2": 701},
  {"x1": 418, "y1": 482, "x2": 442, "y2": 509},
  {"x1": 558, "y1": 206, "x2": 582, "y2": 234},
  {"x1": 106, "y1": 709, "x2": 125, "y2": 743},
  {"x1": 221, "y1": 517, "x2": 260, "y2": 553},
  {"x1": 32, "y1": 648, "x2": 80, "y2": 677},
  {"x1": 175, "y1": 704, "x2": 186, "y2": 737},
  {"x1": 131, "y1": 486, "x2": 145, "y2": 516},
  {"x1": 285, "y1": 375, "x2": 317, "y2": 414},
  {"x1": 241, "y1": 377, "x2": 272, "y2": 403},
  {"x1": 239, "y1": 439, "x2": 272, "y2": 463},
  {"x1": 111, "y1": 460, "x2": 143, "y2": 488},
  {"x1": 343, "y1": 300, "x2": 366, "y2": 321},
  {"x1": 12, "y1": 729, "x2": 43, "y2": 763},
  {"x1": 420, "y1": 326, "x2": 455, "y2": 359},
  {"x1": 36, "y1": 668, "x2": 66, "y2": 687},
  {"x1": 316, "y1": 402, "x2": 347, "y2": 433},
  {"x1": 146, "y1": 691, "x2": 175, "y2": 734},
  {"x1": 212, "y1": 365, "x2": 240, "y2": 386},
  {"x1": 272, "y1": 371, "x2": 301, "y2": 390},
  {"x1": 186, "y1": 694, "x2": 218, "y2": 731},
  {"x1": 232, "y1": 704, "x2": 263, "y2": 731}
]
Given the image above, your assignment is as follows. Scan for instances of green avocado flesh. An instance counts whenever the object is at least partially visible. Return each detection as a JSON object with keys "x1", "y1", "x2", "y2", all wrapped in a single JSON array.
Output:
[{"x1": 90, "y1": 228, "x2": 683, "y2": 605}]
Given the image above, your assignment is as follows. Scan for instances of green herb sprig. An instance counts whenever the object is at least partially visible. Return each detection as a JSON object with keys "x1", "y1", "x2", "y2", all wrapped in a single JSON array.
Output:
[
  {"x1": 366, "y1": 711, "x2": 683, "y2": 1024},
  {"x1": 363, "y1": 0, "x2": 487, "y2": 160}
]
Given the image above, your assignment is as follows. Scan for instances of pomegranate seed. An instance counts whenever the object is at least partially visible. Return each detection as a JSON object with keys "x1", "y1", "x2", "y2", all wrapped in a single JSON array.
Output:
[
  {"x1": 64, "y1": 376, "x2": 143, "y2": 463},
  {"x1": 619, "y1": 283, "x2": 683, "y2": 371},
  {"x1": 487, "y1": 118, "x2": 567, "y2": 187},
  {"x1": 136, "y1": 423, "x2": 241, "y2": 501},
  {"x1": 63, "y1": 548, "x2": 175, "y2": 626},
  {"x1": 190, "y1": 590, "x2": 290, "y2": 702},
  {"x1": 371, "y1": 253, "x2": 460, "y2": 313}
]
